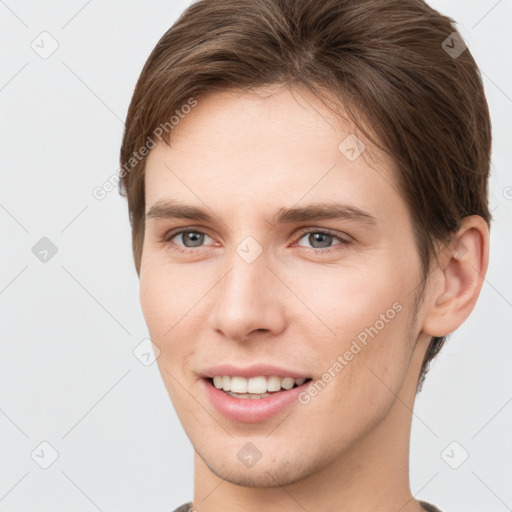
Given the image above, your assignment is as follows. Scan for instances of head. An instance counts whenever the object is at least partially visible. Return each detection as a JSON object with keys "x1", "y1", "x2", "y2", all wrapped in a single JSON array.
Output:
[{"x1": 119, "y1": 0, "x2": 491, "y2": 491}]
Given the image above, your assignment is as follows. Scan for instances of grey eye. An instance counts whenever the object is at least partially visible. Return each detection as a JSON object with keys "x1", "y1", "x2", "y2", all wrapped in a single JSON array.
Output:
[
  {"x1": 173, "y1": 230, "x2": 212, "y2": 248},
  {"x1": 298, "y1": 232, "x2": 338, "y2": 249}
]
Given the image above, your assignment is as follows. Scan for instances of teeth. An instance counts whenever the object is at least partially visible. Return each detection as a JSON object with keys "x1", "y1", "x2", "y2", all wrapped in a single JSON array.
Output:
[
  {"x1": 211, "y1": 375, "x2": 309, "y2": 394},
  {"x1": 225, "y1": 391, "x2": 271, "y2": 399},
  {"x1": 230, "y1": 376, "x2": 248, "y2": 393},
  {"x1": 248, "y1": 376, "x2": 267, "y2": 394},
  {"x1": 222, "y1": 375, "x2": 231, "y2": 391},
  {"x1": 281, "y1": 377, "x2": 295, "y2": 390},
  {"x1": 267, "y1": 375, "x2": 282, "y2": 392}
]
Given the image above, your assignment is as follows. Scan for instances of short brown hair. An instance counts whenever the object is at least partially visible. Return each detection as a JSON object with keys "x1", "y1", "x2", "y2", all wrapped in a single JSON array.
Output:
[{"x1": 119, "y1": 0, "x2": 492, "y2": 391}]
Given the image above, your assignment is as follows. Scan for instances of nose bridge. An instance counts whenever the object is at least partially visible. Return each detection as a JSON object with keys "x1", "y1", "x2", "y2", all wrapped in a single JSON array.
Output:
[
  {"x1": 209, "y1": 239, "x2": 285, "y2": 341},
  {"x1": 225, "y1": 246, "x2": 267, "y2": 303}
]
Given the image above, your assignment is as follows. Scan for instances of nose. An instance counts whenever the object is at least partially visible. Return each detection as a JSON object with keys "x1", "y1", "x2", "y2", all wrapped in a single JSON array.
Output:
[{"x1": 208, "y1": 249, "x2": 287, "y2": 343}]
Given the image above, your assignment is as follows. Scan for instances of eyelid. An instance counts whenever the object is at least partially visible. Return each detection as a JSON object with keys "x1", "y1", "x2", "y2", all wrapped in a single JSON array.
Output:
[
  {"x1": 163, "y1": 226, "x2": 216, "y2": 248},
  {"x1": 292, "y1": 226, "x2": 353, "y2": 244},
  {"x1": 164, "y1": 224, "x2": 212, "y2": 236}
]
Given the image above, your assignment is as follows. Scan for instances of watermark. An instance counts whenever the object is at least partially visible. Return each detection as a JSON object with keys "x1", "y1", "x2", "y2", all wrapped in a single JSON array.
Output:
[
  {"x1": 503, "y1": 186, "x2": 512, "y2": 201},
  {"x1": 298, "y1": 301, "x2": 403, "y2": 405},
  {"x1": 338, "y1": 133, "x2": 366, "y2": 162},
  {"x1": 236, "y1": 235, "x2": 264, "y2": 264},
  {"x1": 440, "y1": 440, "x2": 469, "y2": 469},
  {"x1": 441, "y1": 32, "x2": 468, "y2": 59},
  {"x1": 92, "y1": 97, "x2": 198, "y2": 201},
  {"x1": 133, "y1": 337, "x2": 161, "y2": 366},
  {"x1": 32, "y1": 237, "x2": 58, "y2": 263},
  {"x1": 237, "y1": 442, "x2": 263, "y2": 468},
  {"x1": 31, "y1": 31, "x2": 59, "y2": 60},
  {"x1": 31, "y1": 441, "x2": 59, "y2": 469}
]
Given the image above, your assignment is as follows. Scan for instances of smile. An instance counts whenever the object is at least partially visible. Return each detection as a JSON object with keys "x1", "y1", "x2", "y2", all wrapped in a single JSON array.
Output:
[
  {"x1": 210, "y1": 375, "x2": 310, "y2": 398},
  {"x1": 203, "y1": 375, "x2": 313, "y2": 423}
]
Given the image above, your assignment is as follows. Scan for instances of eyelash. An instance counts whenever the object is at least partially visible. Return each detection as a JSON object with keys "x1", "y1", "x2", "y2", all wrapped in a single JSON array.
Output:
[{"x1": 161, "y1": 227, "x2": 352, "y2": 255}]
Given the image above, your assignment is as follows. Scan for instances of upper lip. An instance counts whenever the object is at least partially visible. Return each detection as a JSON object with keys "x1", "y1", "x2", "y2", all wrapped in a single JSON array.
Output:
[{"x1": 200, "y1": 364, "x2": 310, "y2": 380}]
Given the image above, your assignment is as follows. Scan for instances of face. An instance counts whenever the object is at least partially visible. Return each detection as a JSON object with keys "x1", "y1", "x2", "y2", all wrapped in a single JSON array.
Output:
[{"x1": 139, "y1": 84, "x2": 427, "y2": 488}]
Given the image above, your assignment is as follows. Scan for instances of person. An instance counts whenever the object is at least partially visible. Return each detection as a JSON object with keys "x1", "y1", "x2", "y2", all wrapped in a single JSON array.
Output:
[{"x1": 118, "y1": 0, "x2": 492, "y2": 510}]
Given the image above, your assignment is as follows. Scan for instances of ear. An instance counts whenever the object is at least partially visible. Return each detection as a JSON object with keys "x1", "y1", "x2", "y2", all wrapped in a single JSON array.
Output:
[{"x1": 421, "y1": 215, "x2": 490, "y2": 337}]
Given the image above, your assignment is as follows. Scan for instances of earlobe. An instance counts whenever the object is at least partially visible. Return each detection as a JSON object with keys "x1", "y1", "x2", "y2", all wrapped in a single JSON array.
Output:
[{"x1": 421, "y1": 215, "x2": 489, "y2": 337}]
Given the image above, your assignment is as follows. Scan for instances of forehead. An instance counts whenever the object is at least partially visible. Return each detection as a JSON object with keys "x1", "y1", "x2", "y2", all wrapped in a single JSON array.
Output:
[{"x1": 144, "y1": 85, "x2": 404, "y2": 224}]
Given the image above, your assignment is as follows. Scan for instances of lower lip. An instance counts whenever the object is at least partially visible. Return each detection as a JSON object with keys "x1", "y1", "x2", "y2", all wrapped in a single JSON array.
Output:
[{"x1": 202, "y1": 378, "x2": 310, "y2": 423}]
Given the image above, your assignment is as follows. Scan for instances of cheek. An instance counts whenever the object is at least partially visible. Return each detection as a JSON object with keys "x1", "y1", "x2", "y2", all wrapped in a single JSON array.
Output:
[
  {"x1": 139, "y1": 269, "x2": 197, "y2": 409},
  {"x1": 139, "y1": 267, "x2": 184, "y2": 380},
  {"x1": 139, "y1": 263, "x2": 206, "y2": 380},
  {"x1": 289, "y1": 257, "x2": 416, "y2": 391},
  {"x1": 289, "y1": 256, "x2": 411, "y2": 336},
  {"x1": 303, "y1": 305, "x2": 413, "y2": 442},
  {"x1": 139, "y1": 258, "x2": 198, "y2": 334},
  {"x1": 321, "y1": 299, "x2": 411, "y2": 395},
  {"x1": 139, "y1": 272, "x2": 166, "y2": 336}
]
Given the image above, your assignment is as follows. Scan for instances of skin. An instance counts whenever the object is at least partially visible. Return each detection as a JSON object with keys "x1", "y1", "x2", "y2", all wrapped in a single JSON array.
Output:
[{"x1": 139, "y1": 84, "x2": 489, "y2": 511}]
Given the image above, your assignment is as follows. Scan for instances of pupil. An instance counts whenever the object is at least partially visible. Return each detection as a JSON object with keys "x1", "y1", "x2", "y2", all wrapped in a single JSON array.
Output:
[
  {"x1": 184, "y1": 232, "x2": 203, "y2": 247},
  {"x1": 310, "y1": 233, "x2": 332, "y2": 248}
]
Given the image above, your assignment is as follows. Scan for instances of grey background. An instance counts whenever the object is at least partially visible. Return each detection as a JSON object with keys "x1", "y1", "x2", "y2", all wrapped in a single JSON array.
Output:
[{"x1": 0, "y1": 0, "x2": 511, "y2": 510}]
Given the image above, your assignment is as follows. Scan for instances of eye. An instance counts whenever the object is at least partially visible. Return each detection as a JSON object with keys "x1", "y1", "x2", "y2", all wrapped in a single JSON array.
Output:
[
  {"x1": 161, "y1": 227, "x2": 351, "y2": 255},
  {"x1": 295, "y1": 229, "x2": 351, "y2": 253},
  {"x1": 164, "y1": 229, "x2": 215, "y2": 251}
]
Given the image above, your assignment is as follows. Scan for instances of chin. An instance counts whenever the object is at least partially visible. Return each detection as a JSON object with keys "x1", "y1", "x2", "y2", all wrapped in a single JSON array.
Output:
[{"x1": 198, "y1": 443, "x2": 316, "y2": 489}]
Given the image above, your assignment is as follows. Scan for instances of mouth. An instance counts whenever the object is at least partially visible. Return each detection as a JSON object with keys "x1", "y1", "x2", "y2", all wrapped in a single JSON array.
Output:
[
  {"x1": 205, "y1": 375, "x2": 313, "y2": 399},
  {"x1": 201, "y1": 374, "x2": 314, "y2": 423}
]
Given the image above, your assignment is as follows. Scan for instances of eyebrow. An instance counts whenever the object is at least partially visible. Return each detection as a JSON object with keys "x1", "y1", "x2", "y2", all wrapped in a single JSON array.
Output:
[{"x1": 146, "y1": 199, "x2": 378, "y2": 227}]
